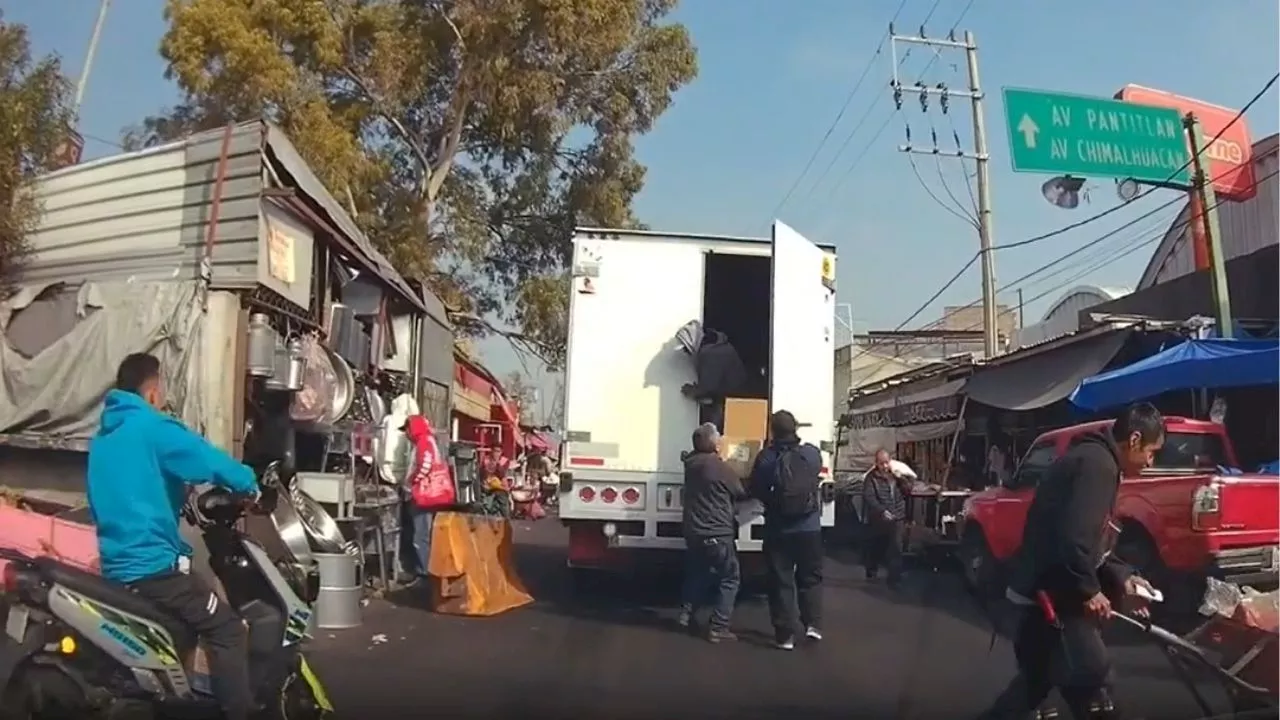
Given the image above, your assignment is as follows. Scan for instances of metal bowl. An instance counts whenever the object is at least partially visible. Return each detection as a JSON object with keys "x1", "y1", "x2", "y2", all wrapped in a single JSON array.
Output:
[
  {"x1": 288, "y1": 485, "x2": 352, "y2": 555},
  {"x1": 319, "y1": 349, "x2": 356, "y2": 426}
]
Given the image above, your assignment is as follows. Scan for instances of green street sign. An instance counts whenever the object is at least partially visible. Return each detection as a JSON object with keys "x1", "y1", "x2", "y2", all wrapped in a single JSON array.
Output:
[{"x1": 1002, "y1": 88, "x2": 1191, "y2": 185}]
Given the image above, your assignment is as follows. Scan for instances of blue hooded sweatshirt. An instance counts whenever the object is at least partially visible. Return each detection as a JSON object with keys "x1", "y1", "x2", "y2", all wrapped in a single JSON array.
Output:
[{"x1": 87, "y1": 390, "x2": 258, "y2": 584}]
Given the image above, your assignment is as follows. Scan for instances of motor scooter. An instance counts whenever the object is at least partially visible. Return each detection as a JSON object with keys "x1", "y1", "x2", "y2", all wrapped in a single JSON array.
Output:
[{"x1": 0, "y1": 462, "x2": 332, "y2": 719}]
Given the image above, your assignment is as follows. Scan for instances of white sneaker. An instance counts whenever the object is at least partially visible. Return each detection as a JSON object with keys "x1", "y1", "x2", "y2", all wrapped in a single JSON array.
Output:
[
  {"x1": 776, "y1": 637, "x2": 795, "y2": 651},
  {"x1": 805, "y1": 626, "x2": 823, "y2": 641}
]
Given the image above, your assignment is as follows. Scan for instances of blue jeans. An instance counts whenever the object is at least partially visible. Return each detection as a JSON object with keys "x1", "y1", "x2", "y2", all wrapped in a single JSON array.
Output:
[
  {"x1": 399, "y1": 503, "x2": 435, "y2": 579},
  {"x1": 680, "y1": 536, "x2": 740, "y2": 630}
]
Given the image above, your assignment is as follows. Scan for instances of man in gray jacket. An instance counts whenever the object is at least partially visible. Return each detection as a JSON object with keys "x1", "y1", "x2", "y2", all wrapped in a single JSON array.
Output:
[{"x1": 678, "y1": 423, "x2": 747, "y2": 642}]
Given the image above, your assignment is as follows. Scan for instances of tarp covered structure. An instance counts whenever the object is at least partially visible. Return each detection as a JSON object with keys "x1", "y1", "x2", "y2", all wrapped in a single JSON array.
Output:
[
  {"x1": 1070, "y1": 338, "x2": 1280, "y2": 411},
  {"x1": 427, "y1": 511, "x2": 533, "y2": 616}
]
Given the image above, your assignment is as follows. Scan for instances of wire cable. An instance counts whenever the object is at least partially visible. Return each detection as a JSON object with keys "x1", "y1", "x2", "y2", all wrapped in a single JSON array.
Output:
[
  {"x1": 813, "y1": 0, "x2": 978, "y2": 226},
  {"x1": 772, "y1": 0, "x2": 911, "y2": 215},
  {"x1": 995, "y1": 72, "x2": 1278, "y2": 251},
  {"x1": 859, "y1": 71, "x2": 1278, "y2": 350},
  {"x1": 909, "y1": 152, "x2": 978, "y2": 227},
  {"x1": 849, "y1": 167, "x2": 1277, "y2": 370}
]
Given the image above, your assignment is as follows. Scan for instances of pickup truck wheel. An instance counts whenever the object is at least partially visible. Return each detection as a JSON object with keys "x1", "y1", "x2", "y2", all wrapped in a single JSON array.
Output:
[{"x1": 959, "y1": 529, "x2": 999, "y2": 599}]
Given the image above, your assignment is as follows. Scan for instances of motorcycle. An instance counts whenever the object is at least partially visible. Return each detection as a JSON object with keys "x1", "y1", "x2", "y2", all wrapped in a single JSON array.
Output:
[{"x1": 0, "y1": 462, "x2": 333, "y2": 719}]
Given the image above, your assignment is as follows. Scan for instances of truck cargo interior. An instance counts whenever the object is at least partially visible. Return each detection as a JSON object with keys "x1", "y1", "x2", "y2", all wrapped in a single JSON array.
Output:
[{"x1": 702, "y1": 252, "x2": 770, "y2": 399}]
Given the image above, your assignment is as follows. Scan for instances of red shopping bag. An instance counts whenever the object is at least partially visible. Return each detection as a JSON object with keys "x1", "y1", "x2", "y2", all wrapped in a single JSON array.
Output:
[{"x1": 406, "y1": 416, "x2": 456, "y2": 509}]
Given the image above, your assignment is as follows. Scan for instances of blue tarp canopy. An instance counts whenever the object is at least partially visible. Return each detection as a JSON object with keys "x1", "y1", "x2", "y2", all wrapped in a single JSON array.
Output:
[{"x1": 1070, "y1": 338, "x2": 1280, "y2": 411}]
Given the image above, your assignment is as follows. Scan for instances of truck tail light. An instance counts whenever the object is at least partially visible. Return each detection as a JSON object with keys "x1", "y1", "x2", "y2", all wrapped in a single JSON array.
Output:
[
  {"x1": 1191, "y1": 482, "x2": 1222, "y2": 531},
  {"x1": 578, "y1": 487, "x2": 596, "y2": 503}
]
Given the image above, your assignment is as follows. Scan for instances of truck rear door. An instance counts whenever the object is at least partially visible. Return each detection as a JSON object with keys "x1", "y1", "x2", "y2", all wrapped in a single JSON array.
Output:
[
  {"x1": 769, "y1": 221, "x2": 836, "y2": 523},
  {"x1": 562, "y1": 235, "x2": 703, "y2": 475}
]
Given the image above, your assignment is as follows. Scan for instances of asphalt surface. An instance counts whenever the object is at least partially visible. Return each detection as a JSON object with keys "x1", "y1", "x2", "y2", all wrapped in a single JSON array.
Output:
[{"x1": 309, "y1": 521, "x2": 1245, "y2": 719}]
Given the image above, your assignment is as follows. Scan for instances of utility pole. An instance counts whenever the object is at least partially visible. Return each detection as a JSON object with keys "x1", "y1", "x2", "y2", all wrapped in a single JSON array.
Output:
[
  {"x1": 73, "y1": 0, "x2": 112, "y2": 114},
  {"x1": 890, "y1": 26, "x2": 999, "y2": 358}
]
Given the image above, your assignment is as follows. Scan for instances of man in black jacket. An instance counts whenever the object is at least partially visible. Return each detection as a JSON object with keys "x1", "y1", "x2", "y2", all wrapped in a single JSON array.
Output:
[
  {"x1": 678, "y1": 423, "x2": 747, "y2": 642},
  {"x1": 862, "y1": 449, "x2": 907, "y2": 587},
  {"x1": 750, "y1": 410, "x2": 825, "y2": 650},
  {"x1": 978, "y1": 403, "x2": 1165, "y2": 720}
]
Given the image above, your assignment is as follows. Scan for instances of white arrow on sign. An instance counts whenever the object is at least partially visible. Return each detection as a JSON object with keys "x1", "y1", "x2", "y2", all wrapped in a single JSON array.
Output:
[{"x1": 1017, "y1": 114, "x2": 1040, "y2": 149}]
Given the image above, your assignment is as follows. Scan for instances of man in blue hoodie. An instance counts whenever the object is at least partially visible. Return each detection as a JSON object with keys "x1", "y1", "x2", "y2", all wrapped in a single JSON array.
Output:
[
  {"x1": 749, "y1": 410, "x2": 825, "y2": 651},
  {"x1": 87, "y1": 353, "x2": 260, "y2": 720}
]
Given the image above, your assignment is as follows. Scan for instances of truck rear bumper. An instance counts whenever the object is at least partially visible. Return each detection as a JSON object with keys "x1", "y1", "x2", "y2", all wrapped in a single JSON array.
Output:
[{"x1": 1210, "y1": 545, "x2": 1280, "y2": 589}]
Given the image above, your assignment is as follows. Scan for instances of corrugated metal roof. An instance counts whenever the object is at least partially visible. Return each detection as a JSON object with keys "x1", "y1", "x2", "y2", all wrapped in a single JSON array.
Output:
[
  {"x1": 262, "y1": 125, "x2": 429, "y2": 315},
  {"x1": 24, "y1": 120, "x2": 453, "y2": 327},
  {"x1": 21, "y1": 123, "x2": 264, "y2": 288},
  {"x1": 1139, "y1": 134, "x2": 1279, "y2": 290}
]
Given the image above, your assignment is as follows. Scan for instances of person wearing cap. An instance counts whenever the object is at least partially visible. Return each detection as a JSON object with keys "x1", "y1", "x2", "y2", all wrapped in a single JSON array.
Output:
[
  {"x1": 678, "y1": 422, "x2": 747, "y2": 643},
  {"x1": 749, "y1": 410, "x2": 825, "y2": 651}
]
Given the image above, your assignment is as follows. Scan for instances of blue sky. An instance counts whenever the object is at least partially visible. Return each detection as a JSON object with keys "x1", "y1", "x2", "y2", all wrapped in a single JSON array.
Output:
[{"x1": 11, "y1": 0, "x2": 1279, "y2": 420}]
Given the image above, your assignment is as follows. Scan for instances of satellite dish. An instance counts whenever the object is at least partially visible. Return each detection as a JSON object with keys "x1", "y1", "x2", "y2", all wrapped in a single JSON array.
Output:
[
  {"x1": 1116, "y1": 178, "x2": 1141, "y2": 202},
  {"x1": 1042, "y1": 175, "x2": 1086, "y2": 209}
]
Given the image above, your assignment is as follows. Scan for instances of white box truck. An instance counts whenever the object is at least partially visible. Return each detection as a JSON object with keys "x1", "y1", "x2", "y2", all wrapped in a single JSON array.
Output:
[{"x1": 558, "y1": 221, "x2": 837, "y2": 578}]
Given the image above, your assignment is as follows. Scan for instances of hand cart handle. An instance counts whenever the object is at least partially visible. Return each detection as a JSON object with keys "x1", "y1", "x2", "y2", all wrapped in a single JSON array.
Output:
[{"x1": 1113, "y1": 613, "x2": 1276, "y2": 699}]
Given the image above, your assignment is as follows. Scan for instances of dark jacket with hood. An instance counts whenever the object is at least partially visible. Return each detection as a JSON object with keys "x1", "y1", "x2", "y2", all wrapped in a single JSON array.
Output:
[
  {"x1": 1008, "y1": 430, "x2": 1133, "y2": 613},
  {"x1": 683, "y1": 449, "x2": 747, "y2": 538},
  {"x1": 691, "y1": 331, "x2": 748, "y2": 399},
  {"x1": 750, "y1": 436, "x2": 823, "y2": 534}
]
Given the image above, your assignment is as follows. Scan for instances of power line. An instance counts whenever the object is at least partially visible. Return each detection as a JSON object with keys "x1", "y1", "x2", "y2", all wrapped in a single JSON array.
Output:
[
  {"x1": 848, "y1": 166, "x2": 1277, "y2": 371},
  {"x1": 812, "y1": 0, "x2": 979, "y2": 228},
  {"x1": 772, "y1": 0, "x2": 911, "y2": 215},
  {"x1": 996, "y1": 71, "x2": 1278, "y2": 251},
  {"x1": 868, "y1": 70, "x2": 1278, "y2": 342}
]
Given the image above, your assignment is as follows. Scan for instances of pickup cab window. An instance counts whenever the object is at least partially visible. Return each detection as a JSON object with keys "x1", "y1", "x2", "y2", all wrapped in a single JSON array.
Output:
[
  {"x1": 1153, "y1": 431, "x2": 1228, "y2": 470},
  {"x1": 1009, "y1": 443, "x2": 1057, "y2": 490}
]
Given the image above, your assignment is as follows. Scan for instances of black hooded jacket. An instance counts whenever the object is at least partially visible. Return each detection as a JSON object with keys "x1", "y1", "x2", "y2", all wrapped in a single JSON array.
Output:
[
  {"x1": 691, "y1": 331, "x2": 748, "y2": 399},
  {"x1": 1007, "y1": 430, "x2": 1133, "y2": 612}
]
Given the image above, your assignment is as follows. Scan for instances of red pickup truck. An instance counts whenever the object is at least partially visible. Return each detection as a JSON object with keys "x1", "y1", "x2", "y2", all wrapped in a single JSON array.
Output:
[{"x1": 959, "y1": 417, "x2": 1279, "y2": 609}]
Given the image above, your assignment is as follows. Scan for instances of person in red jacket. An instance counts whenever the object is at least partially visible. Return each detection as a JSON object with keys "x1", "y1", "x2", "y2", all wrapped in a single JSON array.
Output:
[{"x1": 399, "y1": 415, "x2": 443, "y2": 586}]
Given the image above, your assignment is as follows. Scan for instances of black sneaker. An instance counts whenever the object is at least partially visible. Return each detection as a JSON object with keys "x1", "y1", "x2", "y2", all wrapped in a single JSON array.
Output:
[
  {"x1": 676, "y1": 610, "x2": 691, "y2": 628},
  {"x1": 775, "y1": 634, "x2": 796, "y2": 651},
  {"x1": 707, "y1": 628, "x2": 737, "y2": 643}
]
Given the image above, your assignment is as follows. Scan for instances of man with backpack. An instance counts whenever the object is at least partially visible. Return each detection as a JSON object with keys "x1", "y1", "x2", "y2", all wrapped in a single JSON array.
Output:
[{"x1": 749, "y1": 410, "x2": 825, "y2": 651}]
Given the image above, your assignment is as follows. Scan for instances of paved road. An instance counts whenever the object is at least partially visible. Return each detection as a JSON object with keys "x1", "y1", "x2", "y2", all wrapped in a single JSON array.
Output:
[{"x1": 309, "y1": 521, "x2": 1240, "y2": 719}]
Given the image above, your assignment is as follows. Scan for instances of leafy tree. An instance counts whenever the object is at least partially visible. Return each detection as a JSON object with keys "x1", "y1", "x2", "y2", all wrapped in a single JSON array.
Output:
[
  {"x1": 500, "y1": 370, "x2": 537, "y2": 423},
  {"x1": 0, "y1": 13, "x2": 74, "y2": 291},
  {"x1": 128, "y1": 0, "x2": 697, "y2": 369}
]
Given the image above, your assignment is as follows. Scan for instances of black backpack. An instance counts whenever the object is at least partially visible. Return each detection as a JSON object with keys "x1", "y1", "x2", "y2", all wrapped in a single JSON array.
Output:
[{"x1": 772, "y1": 445, "x2": 820, "y2": 518}]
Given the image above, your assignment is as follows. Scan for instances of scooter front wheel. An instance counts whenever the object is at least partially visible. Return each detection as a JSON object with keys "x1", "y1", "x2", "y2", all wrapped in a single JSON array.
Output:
[{"x1": 273, "y1": 656, "x2": 334, "y2": 720}]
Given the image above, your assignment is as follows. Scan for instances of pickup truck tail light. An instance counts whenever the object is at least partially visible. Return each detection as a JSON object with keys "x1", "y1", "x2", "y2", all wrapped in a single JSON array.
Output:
[{"x1": 1191, "y1": 482, "x2": 1222, "y2": 531}]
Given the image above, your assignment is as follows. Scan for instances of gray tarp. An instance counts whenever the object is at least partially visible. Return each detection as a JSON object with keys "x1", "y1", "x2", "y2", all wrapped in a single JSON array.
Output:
[{"x1": 0, "y1": 280, "x2": 205, "y2": 449}]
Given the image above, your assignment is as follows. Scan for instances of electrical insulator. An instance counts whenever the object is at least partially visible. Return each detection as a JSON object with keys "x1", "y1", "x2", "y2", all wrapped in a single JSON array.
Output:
[
  {"x1": 916, "y1": 81, "x2": 928, "y2": 112},
  {"x1": 892, "y1": 82, "x2": 903, "y2": 111},
  {"x1": 938, "y1": 83, "x2": 950, "y2": 114}
]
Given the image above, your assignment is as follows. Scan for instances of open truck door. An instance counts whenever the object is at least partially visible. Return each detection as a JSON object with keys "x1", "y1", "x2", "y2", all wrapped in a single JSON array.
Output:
[{"x1": 769, "y1": 220, "x2": 837, "y2": 526}]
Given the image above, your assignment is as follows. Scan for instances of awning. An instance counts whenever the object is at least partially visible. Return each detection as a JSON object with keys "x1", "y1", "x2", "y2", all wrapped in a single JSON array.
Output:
[
  {"x1": 1070, "y1": 338, "x2": 1280, "y2": 411},
  {"x1": 838, "y1": 419, "x2": 965, "y2": 475},
  {"x1": 965, "y1": 329, "x2": 1132, "y2": 411},
  {"x1": 849, "y1": 378, "x2": 967, "y2": 429}
]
